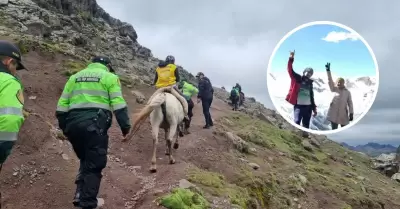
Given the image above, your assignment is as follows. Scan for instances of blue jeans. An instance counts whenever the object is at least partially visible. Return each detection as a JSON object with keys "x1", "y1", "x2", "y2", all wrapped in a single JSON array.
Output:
[{"x1": 293, "y1": 105, "x2": 312, "y2": 129}]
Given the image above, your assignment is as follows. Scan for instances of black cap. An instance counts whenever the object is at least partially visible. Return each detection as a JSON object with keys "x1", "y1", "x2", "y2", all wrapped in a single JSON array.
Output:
[
  {"x1": 195, "y1": 72, "x2": 204, "y2": 77},
  {"x1": 92, "y1": 56, "x2": 115, "y2": 73},
  {"x1": 0, "y1": 40, "x2": 27, "y2": 70}
]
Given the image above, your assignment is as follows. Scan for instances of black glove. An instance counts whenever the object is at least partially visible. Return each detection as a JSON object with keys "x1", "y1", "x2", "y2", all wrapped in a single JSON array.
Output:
[
  {"x1": 325, "y1": 62, "x2": 331, "y2": 71},
  {"x1": 349, "y1": 113, "x2": 353, "y2": 121}
]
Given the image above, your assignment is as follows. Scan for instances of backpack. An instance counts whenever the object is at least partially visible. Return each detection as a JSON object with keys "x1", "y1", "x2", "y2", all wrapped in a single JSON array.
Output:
[{"x1": 230, "y1": 88, "x2": 238, "y2": 97}]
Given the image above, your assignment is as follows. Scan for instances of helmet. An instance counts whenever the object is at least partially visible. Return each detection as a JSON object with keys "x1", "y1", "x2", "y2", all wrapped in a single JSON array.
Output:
[
  {"x1": 165, "y1": 55, "x2": 175, "y2": 64},
  {"x1": 236, "y1": 83, "x2": 239, "y2": 86},
  {"x1": 92, "y1": 56, "x2": 115, "y2": 72}
]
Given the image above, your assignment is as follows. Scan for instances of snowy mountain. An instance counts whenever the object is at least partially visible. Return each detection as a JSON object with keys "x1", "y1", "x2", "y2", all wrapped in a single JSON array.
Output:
[{"x1": 267, "y1": 71, "x2": 377, "y2": 131}]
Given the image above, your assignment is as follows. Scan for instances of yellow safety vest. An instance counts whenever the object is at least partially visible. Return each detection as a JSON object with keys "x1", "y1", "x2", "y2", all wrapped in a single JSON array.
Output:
[{"x1": 155, "y1": 64, "x2": 177, "y2": 89}]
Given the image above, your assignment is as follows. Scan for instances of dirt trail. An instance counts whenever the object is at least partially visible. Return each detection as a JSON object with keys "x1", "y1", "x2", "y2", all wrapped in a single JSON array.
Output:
[{"x1": 0, "y1": 52, "x2": 232, "y2": 209}]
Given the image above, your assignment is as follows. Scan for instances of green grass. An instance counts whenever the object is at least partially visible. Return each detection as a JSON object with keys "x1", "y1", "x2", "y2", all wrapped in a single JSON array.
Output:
[
  {"x1": 62, "y1": 59, "x2": 88, "y2": 76},
  {"x1": 213, "y1": 113, "x2": 400, "y2": 208},
  {"x1": 159, "y1": 188, "x2": 210, "y2": 209}
]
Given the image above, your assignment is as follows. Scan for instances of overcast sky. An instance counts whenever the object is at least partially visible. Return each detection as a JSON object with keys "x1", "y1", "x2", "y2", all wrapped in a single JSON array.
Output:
[{"x1": 97, "y1": 0, "x2": 400, "y2": 146}]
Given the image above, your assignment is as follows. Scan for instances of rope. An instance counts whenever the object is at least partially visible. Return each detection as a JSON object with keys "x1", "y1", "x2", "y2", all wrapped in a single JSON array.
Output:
[{"x1": 127, "y1": 118, "x2": 147, "y2": 141}]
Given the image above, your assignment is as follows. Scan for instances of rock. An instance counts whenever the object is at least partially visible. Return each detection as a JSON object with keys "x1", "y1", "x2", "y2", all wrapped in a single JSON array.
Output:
[
  {"x1": 61, "y1": 153, "x2": 69, "y2": 160},
  {"x1": 131, "y1": 90, "x2": 146, "y2": 104},
  {"x1": 302, "y1": 140, "x2": 313, "y2": 152},
  {"x1": 248, "y1": 162, "x2": 260, "y2": 170},
  {"x1": 97, "y1": 198, "x2": 105, "y2": 207},
  {"x1": 361, "y1": 185, "x2": 367, "y2": 193},
  {"x1": 28, "y1": 96, "x2": 37, "y2": 100},
  {"x1": 135, "y1": 46, "x2": 152, "y2": 58},
  {"x1": 153, "y1": 189, "x2": 164, "y2": 196},
  {"x1": 25, "y1": 19, "x2": 52, "y2": 37},
  {"x1": 375, "y1": 153, "x2": 397, "y2": 162},
  {"x1": 345, "y1": 173, "x2": 354, "y2": 178},
  {"x1": 224, "y1": 132, "x2": 249, "y2": 153},
  {"x1": 309, "y1": 138, "x2": 321, "y2": 148},
  {"x1": 357, "y1": 176, "x2": 366, "y2": 181},
  {"x1": 0, "y1": 0, "x2": 8, "y2": 6},
  {"x1": 297, "y1": 174, "x2": 308, "y2": 185},
  {"x1": 179, "y1": 179, "x2": 195, "y2": 189},
  {"x1": 391, "y1": 173, "x2": 400, "y2": 182},
  {"x1": 118, "y1": 23, "x2": 137, "y2": 41}
]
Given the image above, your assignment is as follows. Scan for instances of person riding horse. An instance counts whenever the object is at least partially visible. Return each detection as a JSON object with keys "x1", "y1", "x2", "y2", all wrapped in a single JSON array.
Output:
[{"x1": 153, "y1": 55, "x2": 189, "y2": 120}]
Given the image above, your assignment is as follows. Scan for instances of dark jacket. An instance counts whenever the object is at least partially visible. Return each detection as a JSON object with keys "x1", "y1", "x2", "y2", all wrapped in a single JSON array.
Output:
[
  {"x1": 235, "y1": 84, "x2": 242, "y2": 93},
  {"x1": 197, "y1": 77, "x2": 214, "y2": 100},
  {"x1": 153, "y1": 60, "x2": 180, "y2": 85},
  {"x1": 285, "y1": 57, "x2": 316, "y2": 111}
]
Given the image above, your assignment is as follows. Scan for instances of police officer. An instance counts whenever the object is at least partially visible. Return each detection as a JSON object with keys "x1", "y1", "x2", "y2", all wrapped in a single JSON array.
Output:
[
  {"x1": 0, "y1": 40, "x2": 27, "y2": 171},
  {"x1": 55, "y1": 56, "x2": 132, "y2": 209},
  {"x1": 0, "y1": 40, "x2": 27, "y2": 205}
]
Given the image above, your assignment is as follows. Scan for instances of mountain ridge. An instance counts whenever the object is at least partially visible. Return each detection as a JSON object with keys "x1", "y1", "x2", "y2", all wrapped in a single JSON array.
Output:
[{"x1": 341, "y1": 142, "x2": 398, "y2": 157}]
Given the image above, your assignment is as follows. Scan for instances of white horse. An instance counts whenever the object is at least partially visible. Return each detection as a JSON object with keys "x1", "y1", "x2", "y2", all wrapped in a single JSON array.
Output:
[{"x1": 125, "y1": 86, "x2": 188, "y2": 173}]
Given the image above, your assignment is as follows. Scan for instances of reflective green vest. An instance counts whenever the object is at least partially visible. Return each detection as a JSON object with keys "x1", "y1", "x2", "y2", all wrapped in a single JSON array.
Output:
[
  {"x1": 181, "y1": 81, "x2": 198, "y2": 99},
  {"x1": 56, "y1": 63, "x2": 127, "y2": 113},
  {"x1": 0, "y1": 72, "x2": 25, "y2": 142}
]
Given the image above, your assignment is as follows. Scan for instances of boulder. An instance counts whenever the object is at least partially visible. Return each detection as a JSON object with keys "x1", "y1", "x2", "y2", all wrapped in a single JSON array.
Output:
[
  {"x1": 118, "y1": 23, "x2": 137, "y2": 41},
  {"x1": 25, "y1": 19, "x2": 52, "y2": 37},
  {"x1": 0, "y1": 0, "x2": 8, "y2": 6},
  {"x1": 131, "y1": 90, "x2": 146, "y2": 104}
]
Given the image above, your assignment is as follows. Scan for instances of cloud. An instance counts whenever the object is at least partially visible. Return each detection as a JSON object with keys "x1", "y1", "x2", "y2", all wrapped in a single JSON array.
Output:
[
  {"x1": 97, "y1": 0, "x2": 400, "y2": 146},
  {"x1": 322, "y1": 31, "x2": 360, "y2": 43}
]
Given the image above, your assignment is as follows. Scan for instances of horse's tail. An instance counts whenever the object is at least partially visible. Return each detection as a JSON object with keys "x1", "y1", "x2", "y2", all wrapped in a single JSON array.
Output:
[{"x1": 132, "y1": 93, "x2": 167, "y2": 130}]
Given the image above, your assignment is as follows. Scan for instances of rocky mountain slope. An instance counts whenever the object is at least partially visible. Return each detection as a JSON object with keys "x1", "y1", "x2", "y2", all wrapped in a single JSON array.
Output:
[
  {"x1": 1, "y1": 0, "x2": 400, "y2": 209},
  {"x1": 341, "y1": 142, "x2": 398, "y2": 157},
  {"x1": 268, "y1": 71, "x2": 377, "y2": 131}
]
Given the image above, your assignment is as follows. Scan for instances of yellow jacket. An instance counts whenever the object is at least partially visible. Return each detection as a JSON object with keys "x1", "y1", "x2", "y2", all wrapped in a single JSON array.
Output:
[{"x1": 155, "y1": 63, "x2": 178, "y2": 88}]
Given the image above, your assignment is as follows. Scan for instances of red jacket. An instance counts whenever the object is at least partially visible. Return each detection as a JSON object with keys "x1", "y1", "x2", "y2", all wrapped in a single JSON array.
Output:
[{"x1": 285, "y1": 57, "x2": 317, "y2": 111}]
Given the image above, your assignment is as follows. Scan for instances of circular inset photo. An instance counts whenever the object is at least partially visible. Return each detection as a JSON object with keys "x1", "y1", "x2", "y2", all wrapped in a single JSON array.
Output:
[{"x1": 267, "y1": 21, "x2": 379, "y2": 135}]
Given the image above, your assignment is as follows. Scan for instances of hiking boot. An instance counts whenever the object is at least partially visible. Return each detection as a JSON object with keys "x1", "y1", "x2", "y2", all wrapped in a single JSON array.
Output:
[
  {"x1": 301, "y1": 131, "x2": 309, "y2": 138},
  {"x1": 73, "y1": 184, "x2": 82, "y2": 207},
  {"x1": 73, "y1": 192, "x2": 80, "y2": 207},
  {"x1": 203, "y1": 125, "x2": 210, "y2": 129}
]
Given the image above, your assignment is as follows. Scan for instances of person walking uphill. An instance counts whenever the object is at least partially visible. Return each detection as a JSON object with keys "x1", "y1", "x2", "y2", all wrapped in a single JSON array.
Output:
[
  {"x1": 285, "y1": 50, "x2": 317, "y2": 130},
  {"x1": 196, "y1": 72, "x2": 214, "y2": 129},
  {"x1": 230, "y1": 86, "x2": 240, "y2": 111},
  {"x1": 178, "y1": 79, "x2": 198, "y2": 134},
  {"x1": 325, "y1": 62, "x2": 354, "y2": 130},
  {"x1": 0, "y1": 40, "x2": 28, "y2": 204},
  {"x1": 56, "y1": 56, "x2": 132, "y2": 209}
]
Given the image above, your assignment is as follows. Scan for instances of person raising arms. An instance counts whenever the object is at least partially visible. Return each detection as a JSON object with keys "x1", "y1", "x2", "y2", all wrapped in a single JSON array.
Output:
[{"x1": 285, "y1": 50, "x2": 317, "y2": 131}]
